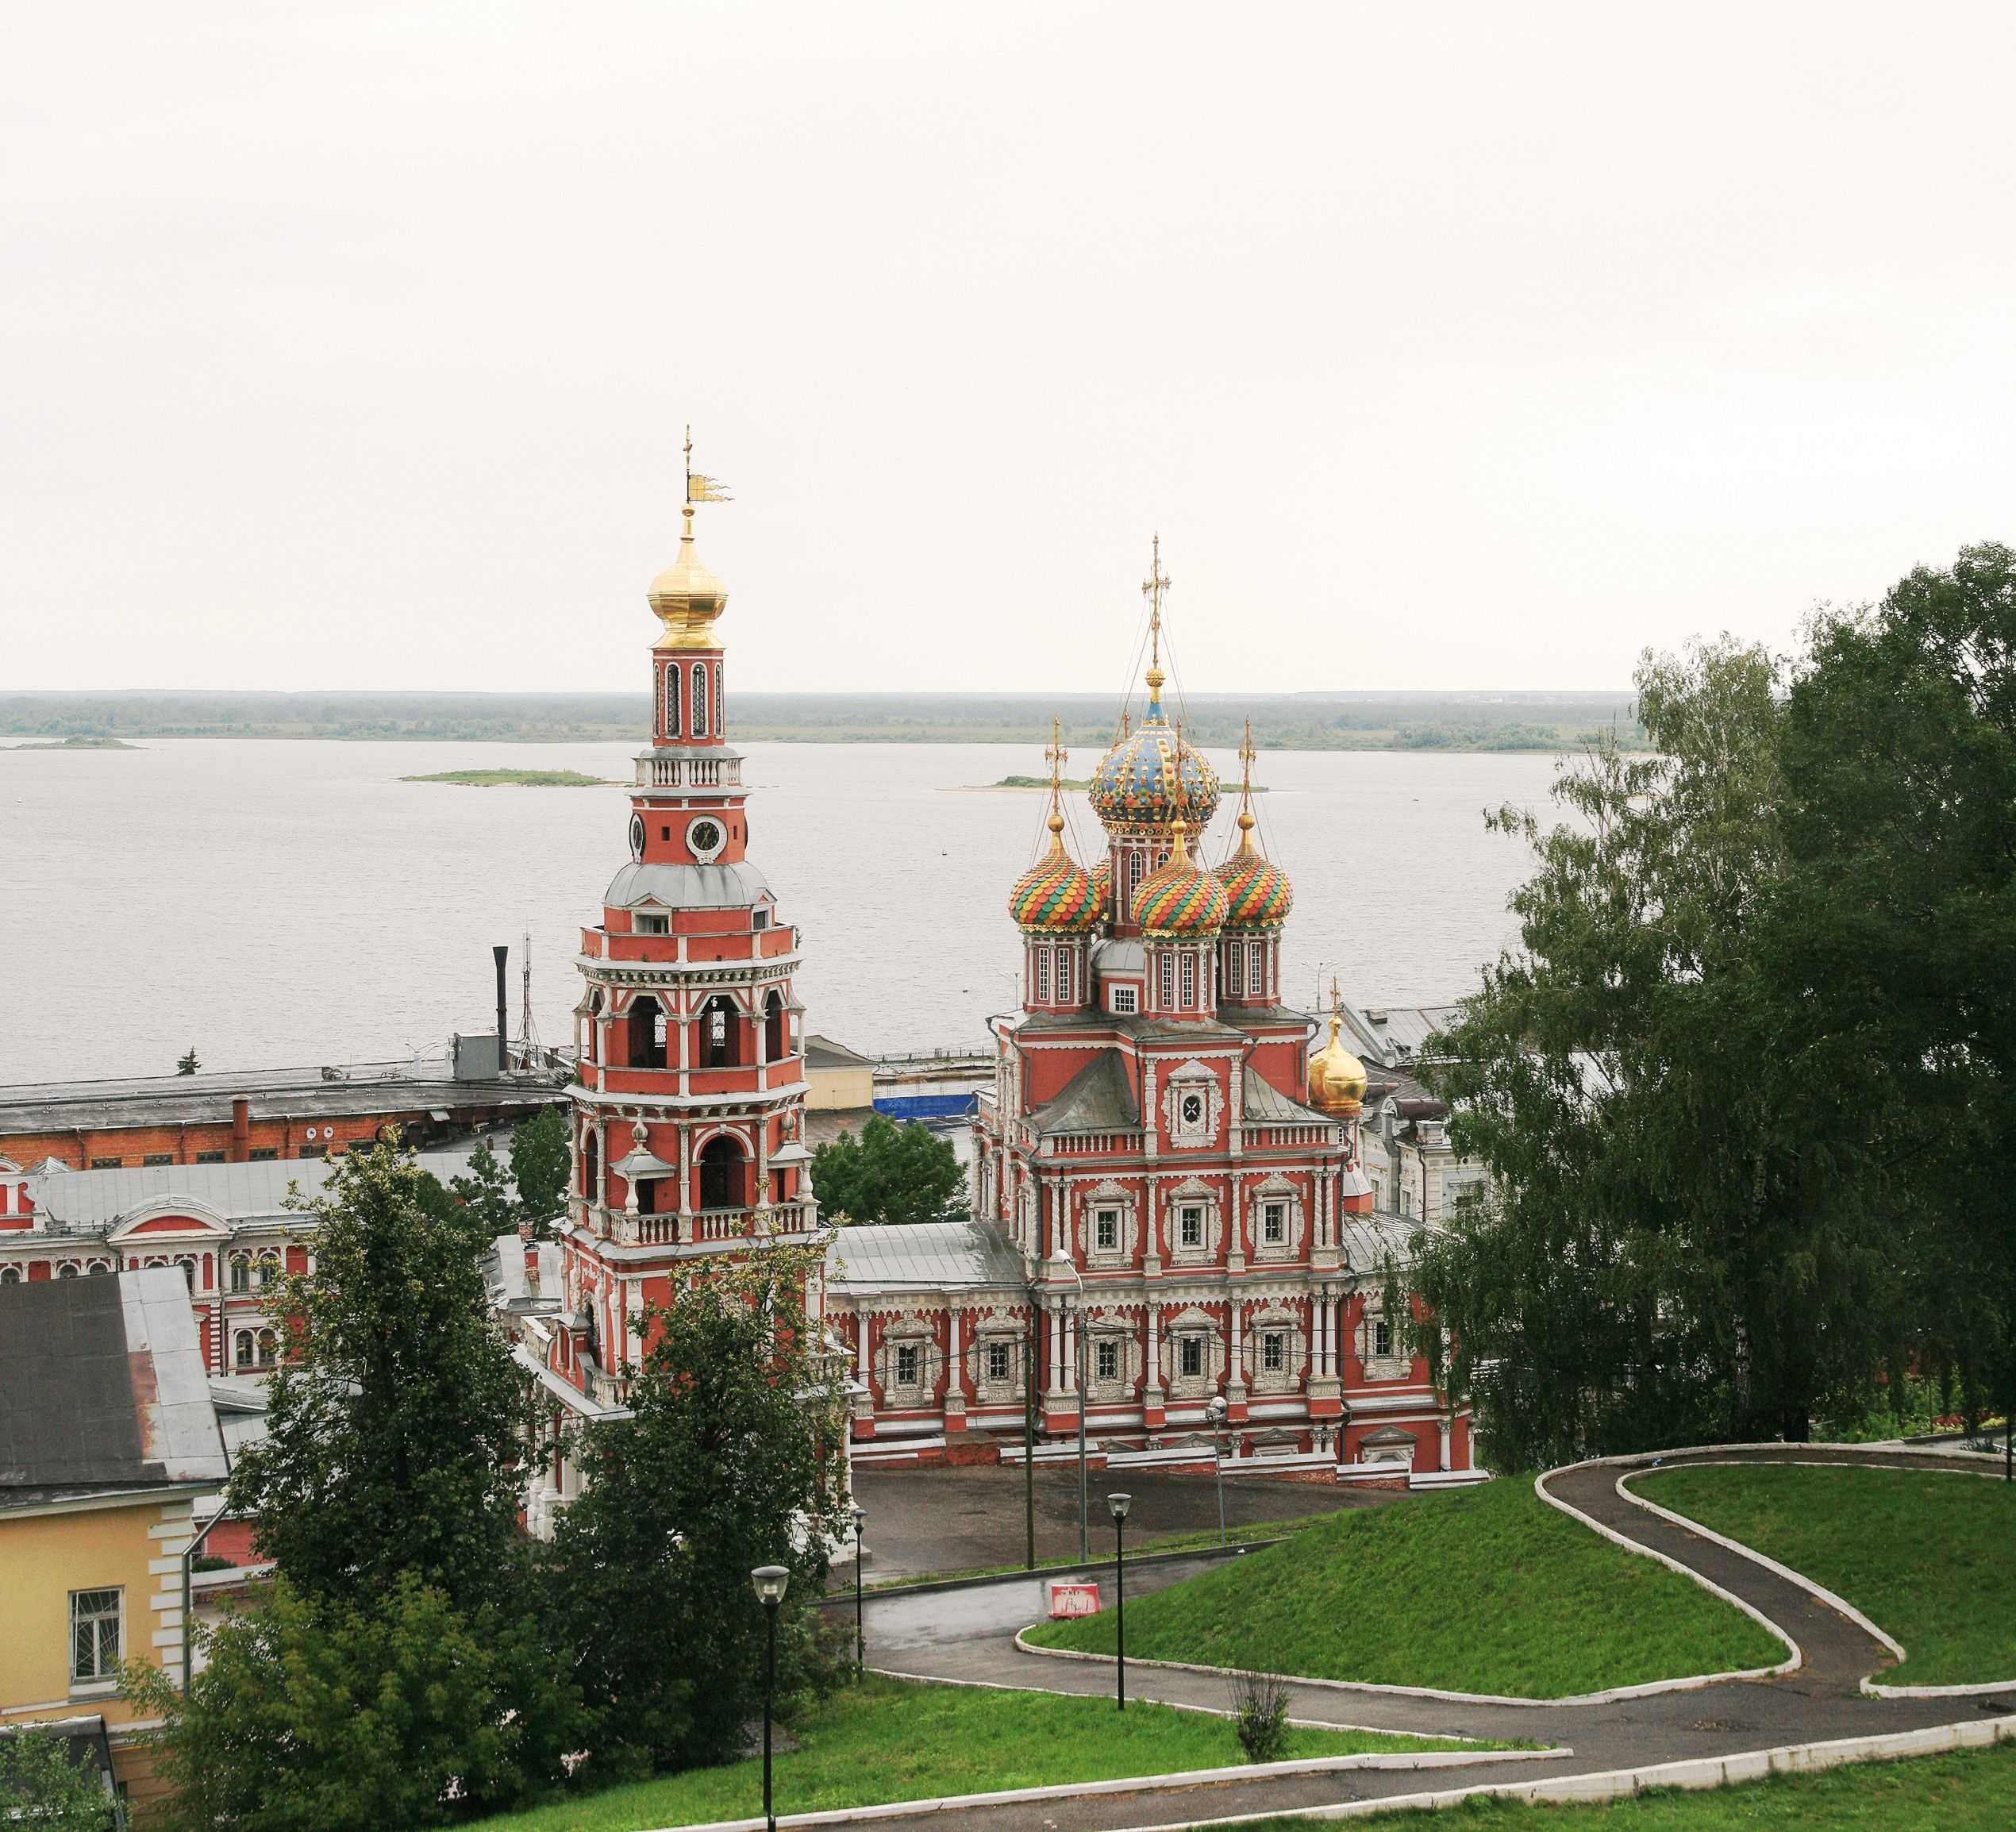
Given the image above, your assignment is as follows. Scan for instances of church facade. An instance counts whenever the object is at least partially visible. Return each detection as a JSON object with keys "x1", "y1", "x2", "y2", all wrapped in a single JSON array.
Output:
[{"x1": 825, "y1": 545, "x2": 1475, "y2": 1487}]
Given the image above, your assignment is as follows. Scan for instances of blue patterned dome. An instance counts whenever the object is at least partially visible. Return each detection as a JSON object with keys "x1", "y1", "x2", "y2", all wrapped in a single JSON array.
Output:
[{"x1": 1089, "y1": 720, "x2": 1220, "y2": 837}]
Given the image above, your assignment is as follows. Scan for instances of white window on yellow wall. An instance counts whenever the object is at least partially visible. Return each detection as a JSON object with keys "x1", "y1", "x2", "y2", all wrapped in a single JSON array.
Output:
[{"x1": 71, "y1": 1588, "x2": 121, "y2": 1685}]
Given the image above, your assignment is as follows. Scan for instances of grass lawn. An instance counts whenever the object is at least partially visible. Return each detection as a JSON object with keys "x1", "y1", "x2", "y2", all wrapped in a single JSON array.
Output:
[
  {"x1": 1025, "y1": 1477, "x2": 1783, "y2": 1698},
  {"x1": 1634, "y1": 1462, "x2": 2016, "y2": 1687},
  {"x1": 459, "y1": 1674, "x2": 1479, "y2": 1832},
  {"x1": 1219, "y1": 1739, "x2": 2016, "y2": 1830}
]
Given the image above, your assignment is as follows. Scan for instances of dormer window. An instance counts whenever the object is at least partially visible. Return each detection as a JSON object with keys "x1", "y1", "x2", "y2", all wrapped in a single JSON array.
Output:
[
  {"x1": 752, "y1": 907, "x2": 771, "y2": 931},
  {"x1": 636, "y1": 913, "x2": 669, "y2": 935},
  {"x1": 1111, "y1": 984, "x2": 1138, "y2": 1015}
]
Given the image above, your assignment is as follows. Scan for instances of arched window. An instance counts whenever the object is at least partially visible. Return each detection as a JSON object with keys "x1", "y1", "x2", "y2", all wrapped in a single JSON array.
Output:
[
  {"x1": 691, "y1": 664, "x2": 710, "y2": 739},
  {"x1": 87, "y1": 1260, "x2": 110, "y2": 1276},
  {"x1": 663, "y1": 663, "x2": 682, "y2": 738},
  {"x1": 177, "y1": 1257, "x2": 197, "y2": 1292},
  {"x1": 229, "y1": 1254, "x2": 250, "y2": 1294},
  {"x1": 256, "y1": 1328, "x2": 279, "y2": 1367},
  {"x1": 0, "y1": 1266, "x2": 19, "y2": 1284},
  {"x1": 583, "y1": 1130, "x2": 601, "y2": 1203},
  {"x1": 58, "y1": 1263, "x2": 79, "y2": 1279},
  {"x1": 587, "y1": 991, "x2": 603, "y2": 1064},
  {"x1": 699, "y1": 994, "x2": 741, "y2": 1069},
  {"x1": 234, "y1": 1330, "x2": 255, "y2": 1370},
  {"x1": 764, "y1": 991, "x2": 787, "y2": 1063},
  {"x1": 256, "y1": 1252, "x2": 281, "y2": 1288},
  {"x1": 629, "y1": 995, "x2": 667, "y2": 1070},
  {"x1": 699, "y1": 1135, "x2": 745, "y2": 1211},
  {"x1": 714, "y1": 665, "x2": 723, "y2": 736}
]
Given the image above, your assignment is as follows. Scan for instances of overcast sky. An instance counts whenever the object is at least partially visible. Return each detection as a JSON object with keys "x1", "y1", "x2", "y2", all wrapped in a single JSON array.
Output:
[{"x1": 6, "y1": 3, "x2": 2014, "y2": 696}]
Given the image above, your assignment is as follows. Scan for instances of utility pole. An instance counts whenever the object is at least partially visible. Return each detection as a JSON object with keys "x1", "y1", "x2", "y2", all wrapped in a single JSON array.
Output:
[{"x1": 1024, "y1": 1295, "x2": 1038, "y2": 1568}]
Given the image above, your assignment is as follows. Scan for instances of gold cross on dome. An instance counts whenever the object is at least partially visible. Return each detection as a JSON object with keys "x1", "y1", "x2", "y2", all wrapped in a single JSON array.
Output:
[
  {"x1": 1141, "y1": 533, "x2": 1172, "y2": 671},
  {"x1": 1045, "y1": 714, "x2": 1068, "y2": 787},
  {"x1": 1237, "y1": 717, "x2": 1257, "y2": 784}
]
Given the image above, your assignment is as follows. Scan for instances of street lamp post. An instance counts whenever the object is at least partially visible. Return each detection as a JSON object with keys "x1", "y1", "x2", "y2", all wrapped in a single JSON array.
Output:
[
  {"x1": 1107, "y1": 1491, "x2": 1132, "y2": 1710},
  {"x1": 1053, "y1": 1255, "x2": 1089, "y2": 1564},
  {"x1": 850, "y1": 1506, "x2": 867, "y2": 1678},
  {"x1": 1206, "y1": 1394, "x2": 1229, "y2": 1545},
  {"x1": 751, "y1": 1565, "x2": 791, "y2": 1832}
]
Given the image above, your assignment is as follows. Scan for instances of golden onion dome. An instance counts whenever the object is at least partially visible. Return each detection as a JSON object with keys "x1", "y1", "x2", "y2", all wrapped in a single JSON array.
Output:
[
  {"x1": 648, "y1": 514, "x2": 729, "y2": 651},
  {"x1": 1008, "y1": 811, "x2": 1100, "y2": 933},
  {"x1": 1132, "y1": 817, "x2": 1229, "y2": 937},
  {"x1": 1307, "y1": 1006, "x2": 1368, "y2": 1113}
]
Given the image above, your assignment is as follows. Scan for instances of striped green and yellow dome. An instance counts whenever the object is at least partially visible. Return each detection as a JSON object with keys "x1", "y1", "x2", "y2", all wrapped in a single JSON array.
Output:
[
  {"x1": 1132, "y1": 819, "x2": 1229, "y2": 937},
  {"x1": 1010, "y1": 822, "x2": 1100, "y2": 933},
  {"x1": 1214, "y1": 810, "x2": 1292, "y2": 929}
]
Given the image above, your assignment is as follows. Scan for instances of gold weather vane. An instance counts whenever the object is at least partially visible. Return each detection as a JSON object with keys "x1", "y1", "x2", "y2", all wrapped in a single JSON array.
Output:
[
  {"x1": 683, "y1": 425, "x2": 732, "y2": 514},
  {"x1": 1141, "y1": 533, "x2": 1172, "y2": 712}
]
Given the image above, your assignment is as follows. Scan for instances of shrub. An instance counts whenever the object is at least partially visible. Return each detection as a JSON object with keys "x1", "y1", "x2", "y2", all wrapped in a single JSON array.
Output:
[{"x1": 1229, "y1": 1669, "x2": 1291, "y2": 1765}]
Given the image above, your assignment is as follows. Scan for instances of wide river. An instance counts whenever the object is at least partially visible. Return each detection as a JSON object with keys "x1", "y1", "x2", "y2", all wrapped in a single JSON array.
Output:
[{"x1": 1, "y1": 740, "x2": 1564, "y2": 1083}]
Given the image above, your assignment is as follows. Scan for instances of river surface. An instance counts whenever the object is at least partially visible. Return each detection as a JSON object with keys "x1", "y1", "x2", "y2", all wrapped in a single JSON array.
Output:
[{"x1": 0, "y1": 740, "x2": 1562, "y2": 1083}]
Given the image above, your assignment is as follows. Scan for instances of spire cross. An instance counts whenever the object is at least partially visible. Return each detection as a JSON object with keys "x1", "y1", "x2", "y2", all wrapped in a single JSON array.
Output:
[
  {"x1": 1233, "y1": 716, "x2": 1260, "y2": 851},
  {"x1": 1042, "y1": 716, "x2": 1068, "y2": 846},
  {"x1": 1141, "y1": 532, "x2": 1172, "y2": 669}
]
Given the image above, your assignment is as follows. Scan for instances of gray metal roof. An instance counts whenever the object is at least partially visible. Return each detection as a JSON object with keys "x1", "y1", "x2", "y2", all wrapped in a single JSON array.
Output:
[
  {"x1": 27, "y1": 1142, "x2": 499, "y2": 1233},
  {"x1": 1339, "y1": 1003, "x2": 1468, "y2": 1069},
  {"x1": 804, "y1": 1033, "x2": 874, "y2": 1069},
  {"x1": 826, "y1": 1219, "x2": 1024, "y2": 1294},
  {"x1": 602, "y1": 860, "x2": 775, "y2": 910},
  {"x1": 0, "y1": 1267, "x2": 228, "y2": 1506},
  {"x1": 1241, "y1": 1072, "x2": 1336, "y2": 1127},
  {"x1": 0, "y1": 1059, "x2": 562, "y2": 1134},
  {"x1": 1337, "y1": 1208, "x2": 1434, "y2": 1275},
  {"x1": 1029, "y1": 1055, "x2": 1139, "y2": 1135}
]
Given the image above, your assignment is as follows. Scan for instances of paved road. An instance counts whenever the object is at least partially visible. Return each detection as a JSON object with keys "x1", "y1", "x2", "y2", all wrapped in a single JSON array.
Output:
[
  {"x1": 843, "y1": 1445, "x2": 2010, "y2": 1832},
  {"x1": 849, "y1": 1464, "x2": 1392, "y2": 1584}
]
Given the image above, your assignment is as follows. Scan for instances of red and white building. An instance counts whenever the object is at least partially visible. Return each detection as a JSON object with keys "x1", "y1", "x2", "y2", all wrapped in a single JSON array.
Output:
[
  {"x1": 510, "y1": 460, "x2": 826, "y2": 1534},
  {"x1": 825, "y1": 549, "x2": 1477, "y2": 1487}
]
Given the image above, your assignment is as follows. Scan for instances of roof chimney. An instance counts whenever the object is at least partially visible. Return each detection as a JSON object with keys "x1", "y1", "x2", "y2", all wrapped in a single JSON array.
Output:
[{"x1": 493, "y1": 945, "x2": 510, "y2": 1072}]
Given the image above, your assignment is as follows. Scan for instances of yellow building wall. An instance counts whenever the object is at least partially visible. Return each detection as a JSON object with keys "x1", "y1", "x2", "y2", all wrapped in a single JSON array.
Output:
[
  {"x1": 807, "y1": 1064, "x2": 875, "y2": 1112},
  {"x1": 0, "y1": 1494, "x2": 194, "y2": 1802}
]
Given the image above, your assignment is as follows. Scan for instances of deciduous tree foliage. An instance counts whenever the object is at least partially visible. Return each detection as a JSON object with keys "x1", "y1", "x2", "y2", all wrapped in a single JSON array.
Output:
[
  {"x1": 225, "y1": 1141, "x2": 531, "y2": 1615},
  {"x1": 544, "y1": 1243, "x2": 848, "y2": 1778},
  {"x1": 0, "y1": 1730, "x2": 115, "y2": 1830},
  {"x1": 126, "y1": 1575, "x2": 580, "y2": 1832},
  {"x1": 1414, "y1": 637, "x2": 1895, "y2": 1466},
  {"x1": 511, "y1": 1104, "x2": 571, "y2": 1228},
  {"x1": 813, "y1": 1113, "x2": 968, "y2": 1226}
]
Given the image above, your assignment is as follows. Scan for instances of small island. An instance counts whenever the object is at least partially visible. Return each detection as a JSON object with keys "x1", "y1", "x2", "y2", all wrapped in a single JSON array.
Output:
[
  {"x1": 399, "y1": 768, "x2": 614, "y2": 787},
  {"x1": 12, "y1": 735, "x2": 140, "y2": 751}
]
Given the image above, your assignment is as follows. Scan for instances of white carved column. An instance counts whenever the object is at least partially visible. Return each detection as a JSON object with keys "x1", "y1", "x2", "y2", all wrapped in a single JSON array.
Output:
[
  {"x1": 1439, "y1": 1415, "x2": 1453, "y2": 1472},
  {"x1": 1229, "y1": 1299, "x2": 1245, "y2": 1391},
  {"x1": 945, "y1": 1305, "x2": 964, "y2": 1416},
  {"x1": 1146, "y1": 1299, "x2": 1161, "y2": 1392},
  {"x1": 1049, "y1": 1305, "x2": 1066, "y2": 1396}
]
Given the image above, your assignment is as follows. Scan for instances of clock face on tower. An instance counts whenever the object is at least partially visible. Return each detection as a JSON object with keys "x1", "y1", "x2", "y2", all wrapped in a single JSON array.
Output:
[
  {"x1": 687, "y1": 817, "x2": 725, "y2": 862},
  {"x1": 629, "y1": 814, "x2": 645, "y2": 860}
]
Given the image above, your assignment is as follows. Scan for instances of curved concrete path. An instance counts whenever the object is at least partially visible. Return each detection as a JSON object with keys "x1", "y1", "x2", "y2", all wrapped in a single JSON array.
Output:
[{"x1": 840, "y1": 1445, "x2": 2014, "y2": 1832}]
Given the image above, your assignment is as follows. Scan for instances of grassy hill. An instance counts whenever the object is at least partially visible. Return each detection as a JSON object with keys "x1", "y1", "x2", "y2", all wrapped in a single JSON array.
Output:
[{"x1": 1026, "y1": 1477, "x2": 1781, "y2": 1698}]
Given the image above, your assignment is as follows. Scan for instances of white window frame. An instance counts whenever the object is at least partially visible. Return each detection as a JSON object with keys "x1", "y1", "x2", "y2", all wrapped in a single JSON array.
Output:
[
  {"x1": 1157, "y1": 952, "x2": 1175, "y2": 1009},
  {"x1": 1179, "y1": 1336, "x2": 1203, "y2": 1378},
  {"x1": 664, "y1": 662, "x2": 682, "y2": 737},
  {"x1": 70, "y1": 1588, "x2": 122, "y2": 1689},
  {"x1": 1262, "y1": 1331, "x2": 1284, "y2": 1373},
  {"x1": 1179, "y1": 1204, "x2": 1204, "y2": 1249},
  {"x1": 1095, "y1": 1338, "x2": 1119, "y2": 1383},
  {"x1": 1179, "y1": 951, "x2": 1196, "y2": 1008},
  {"x1": 1035, "y1": 948, "x2": 1051, "y2": 1001},
  {"x1": 987, "y1": 1341, "x2": 1011, "y2": 1383},
  {"x1": 1263, "y1": 1201, "x2": 1286, "y2": 1244},
  {"x1": 1094, "y1": 1207, "x2": 1118, "y2": 1252},
  {"x1": 1110, "y1": 983, "x2": 1138, "y2": 1015}
]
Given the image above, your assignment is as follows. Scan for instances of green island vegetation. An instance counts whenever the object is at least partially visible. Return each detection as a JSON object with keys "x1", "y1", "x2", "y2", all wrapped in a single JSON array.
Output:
[
  {"x1": 0, "y1": 687, "x2": 1647, "y2": 752},
  {"x1": 1633, "y1": 1464, "x2": 2016, "y2": 1687},
  {"x1": 10, "y1": 733, "x2": 138, "y2": 749},
  {"x1": 1025, "y1": 1479, "x2": 1782, "y2": 1697},
  {"x1": 457, "y1": 1674, "x2": 1478, "y2": 1832},
  {"x1": 399, "y1": 769, "x2": 613, "y2": 787}
]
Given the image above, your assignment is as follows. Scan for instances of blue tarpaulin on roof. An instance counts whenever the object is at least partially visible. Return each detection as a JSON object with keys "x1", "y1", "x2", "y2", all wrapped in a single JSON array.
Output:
[{"x1": 873, "y1": 1094, "x2": 979, "y2": 1121}]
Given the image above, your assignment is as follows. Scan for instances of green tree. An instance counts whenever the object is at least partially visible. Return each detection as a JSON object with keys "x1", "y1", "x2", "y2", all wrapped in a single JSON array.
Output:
[
  {"x1": 225, "y1": 1143, "x2": 530, "y2": 1616},
  {"x1": 0, "y1": 1730, "x2": 114, "y2": 1830},
  {"x1": 1774, "y1": 544, "x2": 2016, "y2": 1436},
  {"x1": 544, "y1": 1243, "x2": 847, "y2": 1776},
  {"x1": 125, "y1": 1575, "x2": 579, "y2": 1832},
  {"x1": 176, "y1": 1047, "x2": 200, "y2": 1076},
  {"x1": 449, "y1": 1136, "x2": 520, "y2": 1235},
  {"x1": 511, "y1": 1106, "x2": 571, "y2": 1231},
  {"x1": 1414, "y1": 637, "x2": 1895, "y2": 1466},
  {"x1": 811, "y1": 1113, "x2": 968, "y2": 1226}
]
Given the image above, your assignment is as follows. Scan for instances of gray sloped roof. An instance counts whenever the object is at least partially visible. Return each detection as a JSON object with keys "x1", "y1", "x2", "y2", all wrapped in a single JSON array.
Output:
[
  {"x1": 1337, "y1": 1209, "x2": 1435, "y2": 1276},
  {"x1": 825, "y1": 1219, "x2": 1024, "y2": 1294},
  {"x1": 29, "y1": 1142, "x2": 497, "y2": 1233},
  {"x1": 1339, "y1": 1002, "x2": 1468, "y2": 1069},
  {"x1": 1029, "y1": 1054, "x2": 1138, "y2": 1134},
  {"x1": 1241, "y1": 1073, "x2": 1337, "y2": 1127},
  {"x1": 0, "y1": 1267, "x2": 228, "y2": 1506},
  {"x1": 603, "y1": 860, "x2": 774, "y2": 910}
]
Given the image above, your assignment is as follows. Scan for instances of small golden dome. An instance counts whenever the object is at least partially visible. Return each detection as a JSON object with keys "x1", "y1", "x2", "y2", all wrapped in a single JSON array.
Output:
[
  {"x1": 648, "y1": 513, "x2": 729, "y2": 652},
  {"x1": 1307, "y1": 1006, "x2": 1368, "y2": 1113}
]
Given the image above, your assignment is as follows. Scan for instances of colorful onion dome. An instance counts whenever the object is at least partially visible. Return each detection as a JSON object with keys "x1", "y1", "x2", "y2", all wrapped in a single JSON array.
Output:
[
  {"x1": 1089, "y1": 856, "x2": 1112, "y2": 922},
  {"x1": 1307, "y1": 1003, "x2": 1368, "y2": 1113},
  {"x1": 1009, "y1": 815, "x2": 1100, "y2": 933},
  {"x1": 1214, "y1": 726, "x2": 1292, "y2": 928},
  {"x1": 1132, "y1": 818, "x2": 1229, "y2": 937},
  {"x1": 1090, "y1": 719, "x2": 1220, "y2": 836}
]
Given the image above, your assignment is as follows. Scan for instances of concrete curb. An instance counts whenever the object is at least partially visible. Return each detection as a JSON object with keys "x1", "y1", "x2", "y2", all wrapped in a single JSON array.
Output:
[
  {"x1": 1101, "y1": 1711, "x2": 2016, "y2": 1829},
  {"x1": 1615, "y1": 1457, "x2": 2016, "y2": 1700},
  {"x1": 648, "y1": 1744, "x2": 1569, "y2": 1832}
]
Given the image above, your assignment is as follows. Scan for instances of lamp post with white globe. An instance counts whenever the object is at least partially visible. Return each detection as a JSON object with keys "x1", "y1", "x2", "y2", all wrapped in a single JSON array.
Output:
[
  {"x1": 751, "y1": 1565, "x2": 791, "y2": 1832},
  {"x1": 1206, "y1": 1393, "x2": 1229, "y2": 1545}
]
